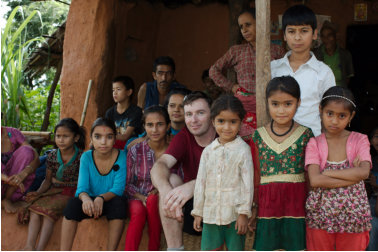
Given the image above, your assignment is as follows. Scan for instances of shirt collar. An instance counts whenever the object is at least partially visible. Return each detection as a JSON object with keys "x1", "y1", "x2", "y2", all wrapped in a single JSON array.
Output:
[
  {"x1": 212, "y1": 135, "x2": 243, "y2": 150},
  {"x1": 278, "y1": 51, "x2": 321, "y2": 74}
]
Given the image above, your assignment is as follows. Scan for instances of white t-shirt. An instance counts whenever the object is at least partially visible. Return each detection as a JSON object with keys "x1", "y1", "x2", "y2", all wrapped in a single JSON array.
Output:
[{"x1": 271, "y1": 51, "x2": 336, "y2": 136}]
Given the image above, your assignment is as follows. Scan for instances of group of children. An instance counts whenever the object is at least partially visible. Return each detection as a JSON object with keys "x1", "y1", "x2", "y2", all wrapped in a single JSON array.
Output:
[{"x1": 6, "y1": 3, "x2": 375, "y2": 251}]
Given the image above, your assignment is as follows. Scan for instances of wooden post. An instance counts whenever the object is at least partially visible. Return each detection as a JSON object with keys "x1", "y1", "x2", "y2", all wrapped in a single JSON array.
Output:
[
  {"x1": 80, "y1": 80, "x2": 93, "y2": 126},
  {"x1": 255, "y1": 0, "x2": 271, "y2": 127}
]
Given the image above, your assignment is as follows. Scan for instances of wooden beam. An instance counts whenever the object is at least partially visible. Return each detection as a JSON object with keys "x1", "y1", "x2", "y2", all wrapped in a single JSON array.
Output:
[{"x1": 255, "y1": 0, "x2": 271, "y2": 127}]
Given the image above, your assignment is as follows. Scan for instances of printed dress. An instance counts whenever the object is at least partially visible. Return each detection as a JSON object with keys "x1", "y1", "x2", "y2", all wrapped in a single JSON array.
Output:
[
  {"x1": 252, "y1": 125, "x2": 313, "y2": 250},
  {"x1": 29, "y1": 148, "x2": 82, "y2": 221},
  {"x1": 306, "y1": 160, "x2": 372, "y2": 233}
]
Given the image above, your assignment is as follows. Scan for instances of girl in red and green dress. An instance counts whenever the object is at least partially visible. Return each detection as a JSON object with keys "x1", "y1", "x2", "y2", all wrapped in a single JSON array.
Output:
[{"x1": 251, "y1": 76, "x2": 313, "y2": 250}]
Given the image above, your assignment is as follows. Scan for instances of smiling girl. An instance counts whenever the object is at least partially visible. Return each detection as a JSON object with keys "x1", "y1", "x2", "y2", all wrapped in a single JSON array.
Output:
[
  {"x1": 61, "y1": 118, "x2": 127, "y2": 250},
  {"x1": 251, "y1": 76, "x2": 313, "y2": 250}
]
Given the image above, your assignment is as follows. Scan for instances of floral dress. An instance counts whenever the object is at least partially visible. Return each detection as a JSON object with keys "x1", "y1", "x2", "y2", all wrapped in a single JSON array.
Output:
[
  {"x1": 306, "y1": 160, "x2": 372, "y2": 233},
  {"x1": 252, "y1": 125, "x2": 313, "y2": 250},
  {"x1": 28, "y1": 148, "x2": 82, "y2": 221}
]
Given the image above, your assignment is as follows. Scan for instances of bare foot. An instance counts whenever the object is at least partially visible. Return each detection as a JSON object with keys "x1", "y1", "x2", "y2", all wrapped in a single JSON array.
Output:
[{"x1": 3, "y1": 199, "x2": 18, "y2": 213}]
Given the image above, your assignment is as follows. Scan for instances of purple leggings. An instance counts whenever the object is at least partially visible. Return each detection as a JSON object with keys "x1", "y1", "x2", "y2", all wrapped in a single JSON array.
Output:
[{"x1": 1, "y1": 145, "x2": 36, "y2": 201}]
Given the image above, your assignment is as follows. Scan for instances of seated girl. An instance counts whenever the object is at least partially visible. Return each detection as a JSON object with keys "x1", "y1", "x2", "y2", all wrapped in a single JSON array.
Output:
[
  {"x1": 124, "y1": 105, "x2": 170, "y2": 250},
  {"x1": 61, "y1": 118, "x2": 127, "y2": 251},
  {"x1": 1, "y1": 126, "x2": 40, "y2": 213},
  {"x1": 22, "y1": 118, "x2": 86, "y2": 251}
]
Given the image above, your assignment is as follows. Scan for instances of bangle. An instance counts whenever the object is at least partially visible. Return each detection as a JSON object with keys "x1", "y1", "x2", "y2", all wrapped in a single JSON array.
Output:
[{"x1": 97, "y1": 195, "x2": 105, "y2": 201}]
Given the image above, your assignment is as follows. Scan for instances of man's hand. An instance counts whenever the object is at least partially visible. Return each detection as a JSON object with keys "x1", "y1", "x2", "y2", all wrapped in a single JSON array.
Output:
[
  {"x1": 163, "y1": 182, "x2": 194, "y2": 222},
  {"x1": 236, "y1": 214, "x2": 248, "y2": 235},
  {"x1": 193, "y1": 216, "x2": 203, "y2": 232}
]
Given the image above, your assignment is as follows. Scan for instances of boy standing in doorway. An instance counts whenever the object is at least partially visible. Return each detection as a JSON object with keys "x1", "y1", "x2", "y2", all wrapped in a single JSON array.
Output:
[{"x1": 271, "y1": 5, "x2": 335, "y2": 136}]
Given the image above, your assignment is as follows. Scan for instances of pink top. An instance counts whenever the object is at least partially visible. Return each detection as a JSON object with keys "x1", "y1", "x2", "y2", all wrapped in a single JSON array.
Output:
[{"x1": 305, "y1": 131, "x2": 372, "y2": 172}]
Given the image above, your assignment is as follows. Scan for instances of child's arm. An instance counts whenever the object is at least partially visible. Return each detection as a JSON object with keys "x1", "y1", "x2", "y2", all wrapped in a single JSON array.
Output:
[
  {"x1": 193, "y1": 215, "x2": 203, "y2": 232},
  {"x1": 322, "y1": 157, "x2": 370, "y2": 182},
  {"x1": 116, "y1": 126, "x2": 135, "y2": 142},
  {"x1": 190, "y1": 149, "x2": 208, "y2": 220},
  {"x1": 308, "y1": 164, "x2": 358, "y2": 188},
  {"x1": 25, "y1": 169, "x2": 53, "y2": 202},
  {"x1": 236, "y1": 214, "x2": 248, "y2": 235}
]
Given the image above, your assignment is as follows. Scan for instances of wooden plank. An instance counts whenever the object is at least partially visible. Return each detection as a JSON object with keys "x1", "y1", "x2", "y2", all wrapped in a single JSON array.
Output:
[{"x1": 255, "y1": 0, "x2": 271, "y2": 127}]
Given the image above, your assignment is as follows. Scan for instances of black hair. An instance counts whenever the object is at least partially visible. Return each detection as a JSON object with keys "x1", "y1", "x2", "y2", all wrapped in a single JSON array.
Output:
[
  {"x1": 90, "y1": 117, "x2": 117, "y2": 136},
  {"x1": 239, "y1": 7, "x2": 256, "y2": 20},
  {"x1": 201, "y1": 69, "x2": 210, "y2": 82},
  {"x1": 282, "y1": 5, "x2": 317, "y2": 33},
  {"x1": 182, "y1": 91, "x2": 212, "y2": 109},
  {"x1": 142, "y1": 105, "x2": 170, "y2": 126},
  {"x1": 112, "y1": 76, "x2": 134, "y2": 91},
  {"x1": 54, "y1": 118, "x2": 86, "y2": 150},
  {"x1": 210, "y1": 94, "x2": 246, "y2": 121},
  {"x1": 320, "y1": 86, "x2": 356, "y2": 113},
  {"x1": 370, "y1": 127, "x2": 378, "y2": 140},
  {"x1": 153, "y1": 56, "x2": 176, "y2": 73},
  {"x1": 266, "y1": 76, "x2": 301, "y2": 101},
  {"x1": 164, "y1": 88, "x2": 192, "y2": 108}
]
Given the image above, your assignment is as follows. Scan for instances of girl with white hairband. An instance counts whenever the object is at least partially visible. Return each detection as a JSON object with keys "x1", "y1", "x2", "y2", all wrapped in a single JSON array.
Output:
[{"x1": 305, "y1": 86, "x2": 372, "y2": 250}]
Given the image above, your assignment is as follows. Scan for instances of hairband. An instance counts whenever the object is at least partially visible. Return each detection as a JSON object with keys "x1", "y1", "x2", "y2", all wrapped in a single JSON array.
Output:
[{"x1": 322, "y1": 95, "x2": 356, "y2": 108}]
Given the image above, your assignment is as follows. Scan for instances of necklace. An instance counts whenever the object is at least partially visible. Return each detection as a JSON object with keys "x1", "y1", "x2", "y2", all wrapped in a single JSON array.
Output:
[{"x1": 271, "y1": 119, "x2": 294, "y2": 137}]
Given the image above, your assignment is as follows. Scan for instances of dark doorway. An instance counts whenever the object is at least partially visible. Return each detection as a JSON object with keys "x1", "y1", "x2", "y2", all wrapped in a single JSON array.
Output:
[{"x1": 346, "y1": 24, "x2": 378, "y2": 135}]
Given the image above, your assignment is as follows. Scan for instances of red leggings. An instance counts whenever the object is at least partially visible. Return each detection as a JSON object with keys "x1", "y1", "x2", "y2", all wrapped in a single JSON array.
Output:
[
  {"x1": 124, "y1": 194, "x2": 161, "y2": 250},
  {"x1": 306, "y1": 226, "x2": 370, "y2": 251}
]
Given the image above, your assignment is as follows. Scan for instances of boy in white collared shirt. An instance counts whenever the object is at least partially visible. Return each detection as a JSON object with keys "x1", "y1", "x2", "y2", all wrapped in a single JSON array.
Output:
[{"x1": 271, "y1": 5, "x2": 335, "y2": 136}]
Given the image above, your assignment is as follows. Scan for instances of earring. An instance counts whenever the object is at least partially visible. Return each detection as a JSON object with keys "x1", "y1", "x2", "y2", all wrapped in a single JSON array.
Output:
[{"x1": 348, "y1": 121, "x2": 351, "y2": 127}]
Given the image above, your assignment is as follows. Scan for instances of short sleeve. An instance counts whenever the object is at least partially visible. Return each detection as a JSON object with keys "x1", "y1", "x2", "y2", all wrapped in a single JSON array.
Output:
[
  {"x1": 165, "y1": 129, "x2": 187, "y2": 163},
  {"x1": 46, "y1": 150, "x2": 57, "y2": 172},
  {"x1": 128, "y1": 106, "x2": 143, "y2": 128},
  {"x1": 305, "y1": 137, "x2": 321, "y2": 171},
  {"x1": 105, "y1": 107, "x2": 114, "y2": 120},
  {"x1": 356, "y1": 134, "x2": 372, "y2": 168}
]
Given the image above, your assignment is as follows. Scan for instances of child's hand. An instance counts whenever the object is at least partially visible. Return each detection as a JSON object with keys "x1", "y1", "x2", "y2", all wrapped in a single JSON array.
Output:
[
  {"x1": 236, "y1": 214, "x2": 248, "y2": 235},
  {"x1": 193, "y1": 216, "x2": 203, "y2": 232},
  {"x1": 353, "y1": 155, "x2": 361, "y2": 167},
  {"x1": 82, "y1": 198, "x2": 95, "y2": 217},
  {"x1": 248, "y1": 207, "x2": 258, "y2": 232},
  {"x1": 93, "y1": 197, "x2": 104, "y2": 219},
  {"x1": 25, "y1": 191, "x2": 40, "y2": 202},
  {"x1": 232, "y1": 84, "x2": 240, "y2": 94}
]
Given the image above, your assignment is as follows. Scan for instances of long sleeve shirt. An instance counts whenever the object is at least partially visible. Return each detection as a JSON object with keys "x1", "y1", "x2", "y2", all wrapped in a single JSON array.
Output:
[
  {"x1": 271, "y1": 51, "x2": 336, "y2": 136},
  {"x1": 209, "y1": 43, "x2": 285, "y2": 94},
  {"x1": 75, "y1": 150, "x2": 127, "y2": 197},
  {"x1": 191, "y1": 136, "x2": 254, "y2": 225},
  {"x1": 125, "y1": 141, "x2": 155, "y2": 200}
]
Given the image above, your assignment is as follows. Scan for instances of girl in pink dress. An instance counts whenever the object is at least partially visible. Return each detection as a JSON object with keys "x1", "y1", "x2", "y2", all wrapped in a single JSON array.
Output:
[{"x1": 306, "y1": 86, "x2": 372, "y2": 250}]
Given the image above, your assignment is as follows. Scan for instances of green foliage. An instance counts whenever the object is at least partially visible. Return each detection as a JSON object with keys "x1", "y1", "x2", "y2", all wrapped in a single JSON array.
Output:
[
  {"x1": 21, "y1": 84, "x2": 61, "y2": 132},
  {"x1": 1, "y1": 6, "x2": 44, "y2": 128},
  {"x1": 4, "y1": 0, "x2": 70, "y2": 57}
]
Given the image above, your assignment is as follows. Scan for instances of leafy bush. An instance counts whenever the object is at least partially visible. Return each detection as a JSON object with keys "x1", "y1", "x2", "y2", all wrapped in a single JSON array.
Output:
[{"x1": 1, "y1": 6, "x2": 43, "y2": 128}]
